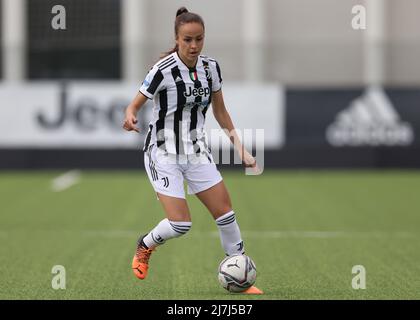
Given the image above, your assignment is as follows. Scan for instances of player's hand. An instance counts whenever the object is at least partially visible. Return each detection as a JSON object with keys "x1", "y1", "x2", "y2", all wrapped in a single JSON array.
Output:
[
  {"x1": 241, "y1": 149, "x2": 256, "y2": 168},
  {"x1": 241, "y1": 150, "x2": 262, "y2": 175},
  {"x1": 123, "y1": 114, "x2": 140, "y2": 133},
  {"x1": 240, "y1": 149, "x2": 261, "y2": 173}
]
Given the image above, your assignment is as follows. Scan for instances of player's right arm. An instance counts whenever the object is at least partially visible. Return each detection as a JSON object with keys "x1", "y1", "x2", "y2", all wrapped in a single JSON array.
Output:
[
  {"x1": 124, "y1": 64, "x2": 165, "y2": 133},
  {"x1": 123, "y1": 92, "x2": 149, "y2": 133}
]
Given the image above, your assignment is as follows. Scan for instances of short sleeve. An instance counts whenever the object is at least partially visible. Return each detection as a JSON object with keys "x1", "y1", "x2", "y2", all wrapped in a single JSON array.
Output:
[
  {"x1": 139, "y1": 66, "x2": 164, "y2": 99},
  {"x1": 211, "y1": 60, "x2": 223, "y2": 92}
]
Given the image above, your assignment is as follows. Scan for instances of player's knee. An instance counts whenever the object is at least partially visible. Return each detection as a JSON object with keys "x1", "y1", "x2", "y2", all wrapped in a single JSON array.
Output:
[
  {"x1": 220, "y1": 199, "x2": 232, "y2": 214},
  {"x1": 215, "y1": 207, "x2": 233, "y2": 219},
  {"x1": 168, "y1": 220, "x2": 192, "y2": 238}
]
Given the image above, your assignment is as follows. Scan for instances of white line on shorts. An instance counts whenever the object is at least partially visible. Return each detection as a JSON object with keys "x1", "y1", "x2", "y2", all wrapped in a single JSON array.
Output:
[{"x1": 51, "y1": 170, "x2": 81, "y2": 192}]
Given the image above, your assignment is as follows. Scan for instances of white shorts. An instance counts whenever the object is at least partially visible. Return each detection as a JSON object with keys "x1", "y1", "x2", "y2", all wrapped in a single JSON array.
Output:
[{"x1": 144, "y1": 144, "x2": 223, "y2": 199}]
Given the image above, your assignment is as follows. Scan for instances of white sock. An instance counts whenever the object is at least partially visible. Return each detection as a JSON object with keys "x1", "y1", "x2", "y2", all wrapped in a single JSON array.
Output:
[
  {"x1": 142, "y1": 218, "x2": 192, "y2": 248},
  {"x1": 215, "y1": 210, "x2": 245, "y2": 255}
]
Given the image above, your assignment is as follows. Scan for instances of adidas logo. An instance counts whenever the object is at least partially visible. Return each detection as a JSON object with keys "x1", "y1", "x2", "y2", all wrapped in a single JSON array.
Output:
[
  {"x1": 326, "y1": 86, "x2": 414, "y2": 147},
  {"x1": 175, "y1": 75, "x2": 183, "y2": 83}
]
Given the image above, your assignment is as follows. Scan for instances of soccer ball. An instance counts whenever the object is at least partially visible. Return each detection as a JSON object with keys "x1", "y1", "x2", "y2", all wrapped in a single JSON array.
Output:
[{"x1": 217, "y1": 254, "x2": 257, "y2": 292}]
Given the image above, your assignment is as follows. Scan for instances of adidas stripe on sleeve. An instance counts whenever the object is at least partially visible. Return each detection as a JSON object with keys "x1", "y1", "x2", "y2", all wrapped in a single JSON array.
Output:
[
  {"x1": 140, "y1": 66, "x2": 165, "y2": 99},
  {"x1": 208, "y1": 59, "x2": 223, "y2": 92}
]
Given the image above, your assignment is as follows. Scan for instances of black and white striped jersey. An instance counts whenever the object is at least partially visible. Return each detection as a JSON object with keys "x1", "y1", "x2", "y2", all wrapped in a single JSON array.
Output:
[{"x1": 140, "y1": 52, "x2": 222, "y2": 155}]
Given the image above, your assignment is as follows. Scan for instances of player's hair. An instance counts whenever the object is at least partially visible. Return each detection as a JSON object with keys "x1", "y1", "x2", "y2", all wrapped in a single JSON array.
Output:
[{"x1": 160, "y1": 7, "x2": 205, "y2": 58}]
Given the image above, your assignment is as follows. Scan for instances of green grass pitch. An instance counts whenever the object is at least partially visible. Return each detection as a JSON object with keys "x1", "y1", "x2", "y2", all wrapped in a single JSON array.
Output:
[{"x1": 0, "y1": 170, "x2": 419, "y2": 300}]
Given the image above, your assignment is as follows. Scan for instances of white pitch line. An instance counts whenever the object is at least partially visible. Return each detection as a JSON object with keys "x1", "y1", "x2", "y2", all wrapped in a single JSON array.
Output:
[
  {"x1": 231, "y1": 231, "x2": 346, "y2": 239},
  {"x1": 79, "y1": 230, "x2": 418, "y2": 239},
  {"x1": 51, "y1": 170, "x2": 81, "y2": 192},
  {"x1": 235, "y1": 231, "x2": 418, "y2": 239},
  {"x1": 237, "y1": 231, "x2": 352, "y2": 239},
  {"x1": 83, "y1": 230, "x2": 138, "y2": 238}
]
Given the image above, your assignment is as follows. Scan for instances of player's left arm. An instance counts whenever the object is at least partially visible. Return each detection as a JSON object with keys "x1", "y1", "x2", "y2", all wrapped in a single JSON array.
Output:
[{"x1": 212, "y1": 90, "x2": 257, "y2": 168}]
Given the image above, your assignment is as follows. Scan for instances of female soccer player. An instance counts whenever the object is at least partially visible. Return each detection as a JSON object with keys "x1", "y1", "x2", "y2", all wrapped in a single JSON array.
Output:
[{"x1": 123, "y1": 7, "x2": 262, "y2": 294}]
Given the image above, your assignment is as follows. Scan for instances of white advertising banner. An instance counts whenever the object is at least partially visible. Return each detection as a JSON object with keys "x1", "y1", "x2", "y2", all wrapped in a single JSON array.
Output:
[
  {"x1": 205, "y1": 83, "x2": 284, "y2": 149},
  {"x1": 0, "y1": 82, "x2": 284, "y2": 149},
  {"x1": 0, "y1": 82, "x2": 149, "y2": 148}
]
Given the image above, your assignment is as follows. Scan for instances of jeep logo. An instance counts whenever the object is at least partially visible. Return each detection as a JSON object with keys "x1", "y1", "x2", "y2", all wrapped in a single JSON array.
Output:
[{"x1": 184, "y1": 86, "x2": 210, "y2": 98}]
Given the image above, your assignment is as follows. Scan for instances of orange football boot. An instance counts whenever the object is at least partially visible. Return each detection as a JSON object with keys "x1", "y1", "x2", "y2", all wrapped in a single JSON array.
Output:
[
  {"x1": 132, "y1": 238, "x2": 155, "y2": 280},
  {"x1": 242, "y1": 286, "x2": 264, "y2": 294}
]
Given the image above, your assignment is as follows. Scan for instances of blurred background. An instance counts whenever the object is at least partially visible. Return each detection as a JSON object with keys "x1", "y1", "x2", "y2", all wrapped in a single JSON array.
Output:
[{"x1": 0, "y1": 0, "x2": 420, "y2": 300}]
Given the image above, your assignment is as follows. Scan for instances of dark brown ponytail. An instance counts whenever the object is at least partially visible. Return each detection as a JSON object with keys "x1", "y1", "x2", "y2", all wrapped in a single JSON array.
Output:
[
  {"x1": 176, "y1": 6, "x2": 189, "y2": 17},
  {"x1": 160, "y1": 7, "x2": 205, "y2": 59}
]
